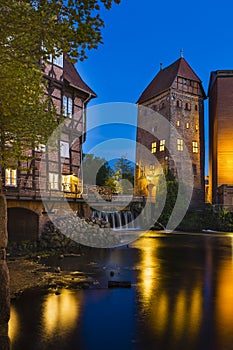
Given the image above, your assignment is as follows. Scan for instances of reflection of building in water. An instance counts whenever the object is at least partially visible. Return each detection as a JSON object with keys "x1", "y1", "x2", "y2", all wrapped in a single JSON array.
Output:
[
  {"x1": 135, "y1": 56, "x2": 206, "y2": 206},
  {"x1": 43, "y1": 289, "x2": 82, "y2": 336},
  {"x1": 8, "y1": 305, "x2": 20, "y2": 346}
]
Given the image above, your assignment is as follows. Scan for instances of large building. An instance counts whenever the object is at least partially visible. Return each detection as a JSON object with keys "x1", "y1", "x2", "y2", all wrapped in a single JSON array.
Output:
[
  {"x1": 135, "y1": 56, "x2": 206, "y2": 206},
  {"x1": 2, "y1": 54, "x2": 96, "y2": 241},
  {"x1": 208, "y1": 70, "x2": 233, "y2": 206}
]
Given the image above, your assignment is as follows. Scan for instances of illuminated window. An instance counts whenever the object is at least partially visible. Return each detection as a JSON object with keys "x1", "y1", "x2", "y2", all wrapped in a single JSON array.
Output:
[
  {"x1": 186, "y1": 122, "x2": 190, "y2": 129},
  {"x1": 49, "y1": 173, "x2": 59, "y2": 190},
  {"x1": 160, "y1": 139, "x2": 165, "y2": 151},
  {"x1": 151, "y1": 141, "x2": 157, "y2": 153},
  {"x1": 177, "y1": 120, "x2": 181, "y2": 127},
  {"x1": 195, "y1": 124, "x2": 199, "y2": 131},
  {"x1": 192, "y1": 141, "x2": 198, "y2": 153},
  {"x1": 5, "y1": 169, "x2": 17, "y2": 187},
  {"x1": 140, "y1": 166, "x2": 145, "y2": 177},
  {"x1": 149, "y1": 164, "x2": 155, "y2": 173},
  {"x1": 63, "y1": 95, "x2": 73, "y2": 117},
  {"x1": 177, "y1": 139, "x2": 183, "y2": 151}
]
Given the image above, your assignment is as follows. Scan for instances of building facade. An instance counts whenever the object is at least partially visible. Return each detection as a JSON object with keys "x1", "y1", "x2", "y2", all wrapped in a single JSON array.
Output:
[
  {"x1": 135, "y1": 57, "x2": 206, "y2": 206},
  {"x1": 208, "y1": 70, "x2": 233, "y2": 206},
  {"x1": 2, "y1": 55, "x2": 96, "y2": 240}
]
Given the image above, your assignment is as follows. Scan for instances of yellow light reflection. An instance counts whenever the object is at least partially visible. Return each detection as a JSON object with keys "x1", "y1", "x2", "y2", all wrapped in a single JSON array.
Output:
[
  {"x1": 135, "y1": 238, "x2": 159, "y2": 307},
  {"x1": 173, "y1": 290, "x2": 186, "y2": 339},
  {"x1": 8, "y1": 305, "x2": 20, "y2": 344},
  {"x1": 216, "y1": 260, "x2": 233, "y2": 338},
  {"x1": 151, "y1": 292, "x2": 169, "y2": 334},
  {"x1": 188, "y1": 287, "x2": 202, "y2": 338},
  {"x1": 43, "y1": 289, "x2": 82, "y2": 337}
]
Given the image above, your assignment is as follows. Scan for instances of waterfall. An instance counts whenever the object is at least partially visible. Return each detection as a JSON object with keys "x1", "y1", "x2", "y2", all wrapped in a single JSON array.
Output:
[{"x1": 91, "y1": 210, "x2": 139, "y2": 230}]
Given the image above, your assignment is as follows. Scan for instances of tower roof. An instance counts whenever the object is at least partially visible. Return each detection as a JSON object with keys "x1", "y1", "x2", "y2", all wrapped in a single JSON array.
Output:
[
  {"x1": 137, "y1": 57, "x2": 204, "y2": 104},
  {"x1": 64, "y1": 56, "x2": 97, "y2": 98}
]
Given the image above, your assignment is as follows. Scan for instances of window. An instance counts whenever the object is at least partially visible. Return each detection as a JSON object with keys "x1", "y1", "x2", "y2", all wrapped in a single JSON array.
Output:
[
  {"x1": 149, "y1": 164, "x2": 155, "y2": 173},
  {"x1": 192, "y1": 164, "x2": 197, "y2": 176},
  {"x1": 140, "y1": 166, "x2": 145, "y2": 177},
  {"x1": 177, "y1": 139, "x2": 183, "y2": 151},
  {"x1": 49, "y1": 173, "x2": 59, "y2": 190},
  {"x1": 186, "y1": 122, "x2": 190, "y2": 129},
  {"x1": 35, "y1": 144, "x2": 46, "y2": 153},
  {"x1": 60, "y1": 141, "x2": 70, "y2": 158},
  {"x1": 176, "y1": 120, "x2": 181, "y2": 127},
  {"x1": 151, "y1": 141, "x2": 157, "y2": 153},
  {"x1": 160, "y1": 139, "x2": 165, "y2": 151},
  {"x1": 176, "y1": 100, "x2": 182, "y2": 108},
  {"x1": 5, "y1": 169, "x2": 17, "y2": 187},
  {"x1": 195, "y1": 105, "x2": 198, "y2": 111},
  {"x1": 152, "y1": 126, "x2": 157, "y2": 132},
  {"x1": 195, "y1": 124, "x2": 199, "y2": 131},
  {"x1": 185, "y1": 102, "x2": 191, "y2": 111},
  {"x1": 53, "y1": 54, "x2": 63, "y2": 67},
  {"x1": 62, "y1": 95, "x2": 73, "y2": 117},
  {"x1": 192, "y1": 141, "x2": 198, "y2": 153}
]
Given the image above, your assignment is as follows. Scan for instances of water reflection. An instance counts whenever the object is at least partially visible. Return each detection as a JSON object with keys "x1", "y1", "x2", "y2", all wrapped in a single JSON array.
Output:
[
  {"x1": 42, "y1": 289, "x2": 82, "y2": 337},
  {"x1": 9, "y1": 233, "x2": 233, "y2": 350}
]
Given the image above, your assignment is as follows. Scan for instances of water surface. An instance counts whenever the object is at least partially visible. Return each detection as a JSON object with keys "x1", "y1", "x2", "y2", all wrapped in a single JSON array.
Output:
[{"x1": 9, "y1": 231, "x2": 233, "y2": 350}]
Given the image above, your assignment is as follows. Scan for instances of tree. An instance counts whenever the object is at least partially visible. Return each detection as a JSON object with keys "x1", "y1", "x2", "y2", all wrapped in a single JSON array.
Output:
[
  {"x1": 0, "y1": 0, "x2": 121, "y2": 168},
  {"x1": 82, "y1": 153, "x2": 113, "y2": 186},
  {"x1": 0, "y1": 0, "x2": 121, "y2": 326},
  {"x1": 111, "y1": 157, "x2": 135, "y2": 194},
  {"x1": 155, "y1": 169, "x2": 178, "y2": 227}
]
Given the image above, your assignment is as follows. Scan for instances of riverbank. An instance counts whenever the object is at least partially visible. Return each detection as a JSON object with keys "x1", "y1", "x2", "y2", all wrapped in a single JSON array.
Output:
[{"x1": 7, "y1": 255, "x2": 100, "y2": 300}]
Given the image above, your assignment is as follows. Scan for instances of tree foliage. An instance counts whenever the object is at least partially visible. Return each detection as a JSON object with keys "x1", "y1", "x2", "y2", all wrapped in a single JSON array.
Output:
[{"x1": 0, "y1": 0, "x2": 121, "y2": 169}]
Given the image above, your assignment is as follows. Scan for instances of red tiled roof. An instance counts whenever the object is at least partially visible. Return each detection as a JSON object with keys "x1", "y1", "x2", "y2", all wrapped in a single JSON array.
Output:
[
  {"x1": 64, "y1": 57, "x2": 97, "y2": 98},
  {"x1": 137, "y1": 57, "x2": 202, "y2": 104}
]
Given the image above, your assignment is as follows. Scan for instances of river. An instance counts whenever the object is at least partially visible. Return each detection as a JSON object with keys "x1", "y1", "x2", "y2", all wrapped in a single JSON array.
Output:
[{"x1": 8, "y1": 231, "x2": 233, "y2": 350}]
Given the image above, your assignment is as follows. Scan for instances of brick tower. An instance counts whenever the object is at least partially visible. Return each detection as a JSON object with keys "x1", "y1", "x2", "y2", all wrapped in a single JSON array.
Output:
[{"x1": 135, "y1": 56, "x2": 206, "y2": 206}]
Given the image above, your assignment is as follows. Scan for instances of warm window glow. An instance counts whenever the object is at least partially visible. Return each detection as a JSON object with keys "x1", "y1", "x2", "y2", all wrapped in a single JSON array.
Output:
[
  {"x1": 177, "y1": 139, "x2": 183, "y2": 151},
  {"x1": 177, "y1": 120, "x2": 181, "y2": 127},
  {"x1": 5, "y1": 169, "x2": 17, "y2": 186},
  {"x1": 192, "y1": 141, "x2": 198, "y2": 153},
  {"x1": 49, "y1": 173, "x2": 59, "y2": 190},
  {"x1": 151, "y1": 141, "x2": 157, "y2": 153},
  {"x1": 195, "y1": 124, "x2": 199, "y2": 131},
  {"x1": 160, "y1": 139, "x2": 165, "y2": 151},
  {"x1": 186, "y1": 122, "x2": 190, "y2": 129}
]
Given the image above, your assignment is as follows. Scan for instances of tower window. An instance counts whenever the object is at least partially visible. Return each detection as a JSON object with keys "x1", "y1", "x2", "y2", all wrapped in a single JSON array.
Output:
[
  {"x1": 185, "y1": 102, "x2": 191, "y2": 111},
  {"x1": 186, "y1": 122, "x2": 190, "y2": 129},
  {"x1": 140, "y1": 166, "x2": 145, "y2": 177},
  {"x1": 176, "y1": 100, "x2": 182, "y2": 108},
  {"x1": 151, "y1": 141, "x2": 157, "y2": 153},
  {"x1": 160, "y1": 139, "x2": 165, "y2": 151},
  {"x1": 177, "y1": 120, "x2": 181, "y2": 127},
  {"x1": 149, "y1": 164, "x2": 155, "y2": 173},
  {"x1": 195, "y1": 124, "x2": 199, "y2": 131},
  {"x1": 192, "y1": 164, "x2": 197, "y2": 176},
  {"x1": 192, "y1": 141, "x2": 198, "y2": 153},
  {"x1": 177, "y1": 139, "x2": 183, "y2": 151},
  {"x1": 195, "y1": 105, "x2": 198, "y2": 111}
]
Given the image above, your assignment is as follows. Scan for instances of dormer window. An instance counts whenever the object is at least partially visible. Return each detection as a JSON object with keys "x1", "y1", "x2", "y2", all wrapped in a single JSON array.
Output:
[
  {"x1": 63, "y1": 95, "x2": 73, "y2": 117},
  {"x1": 53, "y1": 54, "x2": 63, "y2": 68}
]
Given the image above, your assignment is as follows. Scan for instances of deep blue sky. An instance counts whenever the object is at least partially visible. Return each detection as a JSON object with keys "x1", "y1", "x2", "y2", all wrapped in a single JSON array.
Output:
[{"x1": 79, "y1": 0, "x2": 233, "y2": 174}]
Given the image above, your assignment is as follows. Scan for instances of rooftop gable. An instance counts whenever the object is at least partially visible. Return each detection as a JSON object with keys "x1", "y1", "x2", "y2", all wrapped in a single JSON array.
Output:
[
  {"x1": 63, "y1": 56, "x2": 97, "y2": 98},
  {"x1": 137, "y1": 57, "x2": 203, "y2": 104}
]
